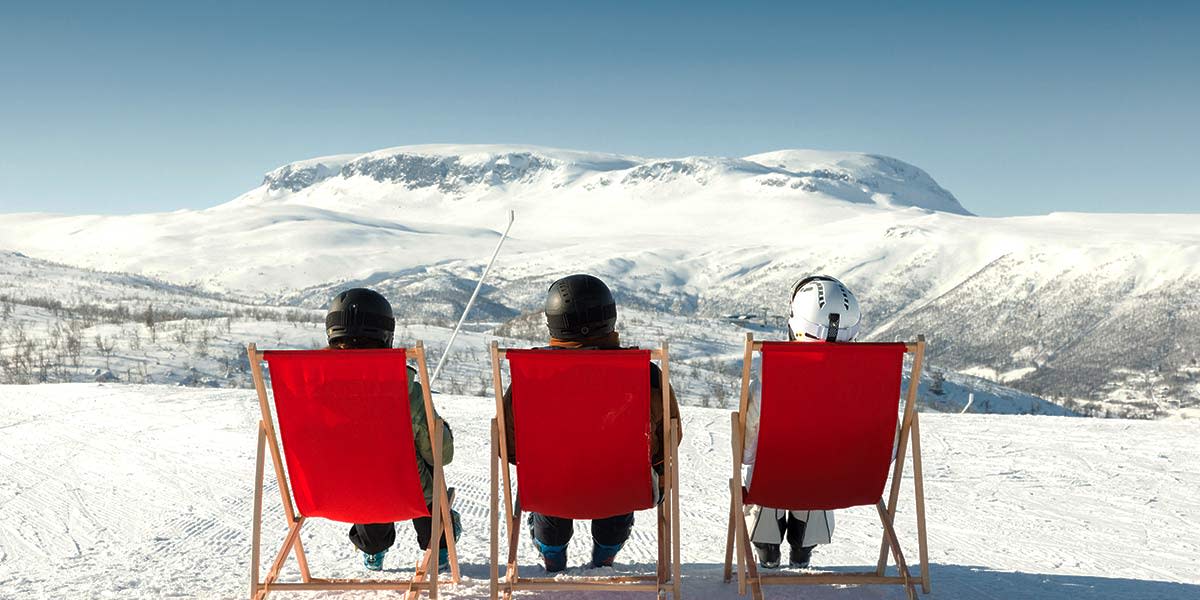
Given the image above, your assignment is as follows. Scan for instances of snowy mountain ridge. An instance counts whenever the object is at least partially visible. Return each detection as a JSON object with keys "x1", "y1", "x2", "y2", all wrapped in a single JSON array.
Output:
[
  {"x1": 253, "y1": 143, "x2": 968, "y2": 216},
  {"x1": 1, "y1": 144, "x2": 1197, "y2": 416}
]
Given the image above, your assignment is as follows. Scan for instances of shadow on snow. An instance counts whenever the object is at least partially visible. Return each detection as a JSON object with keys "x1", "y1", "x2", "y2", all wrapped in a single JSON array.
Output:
[{"x1": 464, "y1": 563, "x2": 1199, "y2": 599}]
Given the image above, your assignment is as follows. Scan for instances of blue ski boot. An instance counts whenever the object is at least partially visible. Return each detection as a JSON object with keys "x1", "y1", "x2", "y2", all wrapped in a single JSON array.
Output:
[
  {"x1": 591, "y1": 541, "x2": 624, "y2": 568},
  {"x1": 362, "y1": 549, "x2": 387, "y2": 571},
  {"x1": 532, "y1": 537, "x2": 568, "y2": 573}
]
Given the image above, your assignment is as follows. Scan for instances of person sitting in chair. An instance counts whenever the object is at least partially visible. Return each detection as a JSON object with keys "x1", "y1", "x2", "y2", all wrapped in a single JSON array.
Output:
[
  {"x1": 501, "y1": 274, "x2": 682, "y2": 572},
  {"x1": 324, "y1": 288, "x2": 462, "y2": 572},
  {"x1": 742, "y1": 275, "x2": 863, "y2": 569}
]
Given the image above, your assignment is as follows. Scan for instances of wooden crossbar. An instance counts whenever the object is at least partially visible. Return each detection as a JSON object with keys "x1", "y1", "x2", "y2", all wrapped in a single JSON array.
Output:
[
  {"x1": 247, "y1": 342, "x2": 460, "y2": 600},
  {"x1": 723, "y1": 333, "x2": 930, "y2": 599},
  {"x1": 259, "y1": 582, "x2": 436, "y2": 591},
  {"x1": 757, "y1": 574, "x2": 910, "y2": 585},
  {"x1": 489, "y1": 341, "x2": 682, "y2": 600},
  {"x1": 746, "y1": 341, "x2": 922, "y2": 353}
]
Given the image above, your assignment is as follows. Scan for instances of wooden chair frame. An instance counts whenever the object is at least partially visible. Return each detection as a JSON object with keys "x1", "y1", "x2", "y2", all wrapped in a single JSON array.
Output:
[
  {"x1": 723, "y1": 333, "x2": 930, "y2": 600},
  {"x1": 488, "y1": 341, "x2": 682, "y2": 600},
  {"x1": 246, "y1": 341, "x2": 461, "y2": 600}
]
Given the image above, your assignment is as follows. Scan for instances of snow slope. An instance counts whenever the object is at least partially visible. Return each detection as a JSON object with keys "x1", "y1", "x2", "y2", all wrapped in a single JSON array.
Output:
[
  {"x1": 0, "y1": 249, "x2": 1070, "y2": 416},
  {"x1": 0, "y1": 144, "x2": 969, "y2": 294},
  {"x1": 0, "y1": 384, "x2": 1196, "y2": 599},
  {"x1": 1, "y1": 144, "x2": 1197, "y2": 413}
]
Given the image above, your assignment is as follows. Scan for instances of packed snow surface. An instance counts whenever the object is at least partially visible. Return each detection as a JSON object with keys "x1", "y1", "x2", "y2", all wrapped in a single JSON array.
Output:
[{"x1": 1, "y1": 384, "x2": 1197, "y2": 599}]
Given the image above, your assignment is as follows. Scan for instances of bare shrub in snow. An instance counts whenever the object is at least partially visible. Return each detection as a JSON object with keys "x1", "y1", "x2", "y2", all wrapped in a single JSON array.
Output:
[
  {"x1": 64, "y1": 320, "x2": 83, "y2": 368},
  {"x1": 173, "y1": 320, "x2": 191, "y2": 346},
  {"x1": 196, "y1": 326, "x2": 211, "y2": 357},
  {"x1": 94, "y1": 334, "x2": 116, "y2": 371},
  {"x1": 145, "y1": 304, "x2": 158, "y2": 344}
]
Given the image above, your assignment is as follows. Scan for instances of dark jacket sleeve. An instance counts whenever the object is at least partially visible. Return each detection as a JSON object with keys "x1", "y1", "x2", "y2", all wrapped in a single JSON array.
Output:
[
  {"x1": 650, "y1": 364, "x2": 682, "y2": 469},
  {"x1": 502, "y1": 384, "x2": 517, "y2": 465},
  {"x1": 409, "y1": 368, "x2": 454, "y2": 466}
]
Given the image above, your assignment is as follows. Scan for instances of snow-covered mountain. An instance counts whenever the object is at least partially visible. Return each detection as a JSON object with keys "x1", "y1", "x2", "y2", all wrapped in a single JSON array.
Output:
[
  {"x1": 2, "y1": 144, "x2": 1198, "y2": 416},
  {"x1": 0, "y1": 144, "x2": 969, "y2": 293}
]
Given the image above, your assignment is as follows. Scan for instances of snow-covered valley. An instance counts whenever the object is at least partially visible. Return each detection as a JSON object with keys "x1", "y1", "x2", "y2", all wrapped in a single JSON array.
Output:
[
  {"x1": 2, "y1": 144, "x2": 1198, "y2": 417},
  {"x1": 0, "y1": 384, "x2": 1197, "y2": 599}
]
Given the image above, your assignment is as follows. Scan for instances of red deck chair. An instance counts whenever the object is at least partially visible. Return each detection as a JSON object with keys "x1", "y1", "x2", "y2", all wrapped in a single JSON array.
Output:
[
  {"x1": 246, "y1": 342, "x2": 460, "y2": 600},
  {"x1": 723, "y1": 333, "x2": 930, "y2": 600},
  {"x1": 487, "y1": 341, "x2": 682, "y2": 600}
]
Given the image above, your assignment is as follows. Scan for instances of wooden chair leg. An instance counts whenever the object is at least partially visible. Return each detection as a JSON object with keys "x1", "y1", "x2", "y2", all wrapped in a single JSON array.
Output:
[
  {"x1": 670, "y1": 419, "x2": 682, "y2": 600},
  {"x1": 261, "y1": 516, "x2": 305, "y2": 596},
  {"x1": 428, "y1": 421, "x2": 444, "y2": 600},
  {"x1": 737, "y1": 506, "x2": 764, "y2": 600},
  {"x1": 248, "y1": 348, "x2": 311, "y2": 585},
  {"x1": 877, "y1": 500, "x2": 917, "y2": 600},
  {"x1": 658, "y1": 461, "x2": 670, "y2": 583},
  {"x1": 729, "y1": 413, "x2": 750, "y2": 596},
  {"x1": 724, "y1": 486, "x2": 736, "y2": 582},
  {"x1": 657, "y1": 502, "x2": 668, "y2": 587},
  {"x1": 911, "y1": 411, "x2": 931, "y2": 594},
  {"x1": 250, "y1": 424, "x2": 266, "y2": 600},
  {"x1": 504, "y1": 506, "x2": 521, "y2": 600},
  {"x1": 881, "y1": 338, "x2": 925, "y2": 576},
  {"x1": 292, "y1": 539, "x2": 311, "y2": 584},
  {"x1": 439, "y1": 485, "x2": 460, "y2": 583},
  {"x1": 405, "y1": 544, "x2": 438, "y2": 600},
  {"x1": 490, "y1": 422, "x2": 500, "y2": 600},
  {"x1": 878, "y1": 415, "x2": 913, "y2": 575},
  {"x1": 404, "y1": 552, "x2": 425, "y2": 600}
]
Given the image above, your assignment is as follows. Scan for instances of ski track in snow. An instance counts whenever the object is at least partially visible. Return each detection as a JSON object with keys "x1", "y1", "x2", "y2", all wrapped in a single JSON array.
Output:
[{"x1": 1, "y1": 384, "x2": 1198, "y2": 599}]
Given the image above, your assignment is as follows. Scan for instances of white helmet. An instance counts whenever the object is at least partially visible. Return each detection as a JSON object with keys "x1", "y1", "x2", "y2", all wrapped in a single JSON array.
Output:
[{"x1": 787, "y1": 275, "x2": 861, "y2": 342}]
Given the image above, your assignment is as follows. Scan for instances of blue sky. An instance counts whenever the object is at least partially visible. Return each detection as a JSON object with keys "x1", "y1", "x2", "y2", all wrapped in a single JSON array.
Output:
[{"x1": 1, "y1": 1, "x2": 1197, "y2": 216}]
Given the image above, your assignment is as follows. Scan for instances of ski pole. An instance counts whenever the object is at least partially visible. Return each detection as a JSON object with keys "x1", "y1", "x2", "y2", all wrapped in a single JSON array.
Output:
[
  {"x1": 430, "y1": 210, "x2": 515, "y2": 385},
  {"x1": 960, "y1": 392, "x2": 975, "y2": 414}
]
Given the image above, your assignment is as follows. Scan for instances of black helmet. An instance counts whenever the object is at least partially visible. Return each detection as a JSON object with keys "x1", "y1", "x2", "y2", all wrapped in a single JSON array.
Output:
[
  {"x1": 544, "y1": 274, "x2": 617, "y2": 340},
  {"x1": 326, "y1": 288, "x2": 395, "y2": 347}
]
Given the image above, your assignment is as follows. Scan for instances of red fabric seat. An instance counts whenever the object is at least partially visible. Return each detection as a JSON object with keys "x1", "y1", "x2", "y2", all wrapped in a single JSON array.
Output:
[
  {"x1": 263, "y1": 349, "x2": 430, "y2": 523},
  {"x1": 506, "y1": 349, "x2": 655, "y2": 519},
  {"x1": 744, "y1": 342, "x2": 906, "y2": 511}
]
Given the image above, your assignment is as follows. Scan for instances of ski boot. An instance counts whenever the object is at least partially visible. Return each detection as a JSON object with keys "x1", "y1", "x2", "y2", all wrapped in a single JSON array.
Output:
[
  {"x1": 753, "y1": 542, "x2": 781, "y2": 569},
  {"x1": 590, "y1": 541, "x2": 624, "y2": 568},
  {"x1": 789, "y1": 545, "x2": 815, "y2": 568},
  {"x1": 362, "y1": 549, "x2": 387, "y2": 571},
  {"x1": 531, "y1": 536, "x2": 568, "y2": 573}
]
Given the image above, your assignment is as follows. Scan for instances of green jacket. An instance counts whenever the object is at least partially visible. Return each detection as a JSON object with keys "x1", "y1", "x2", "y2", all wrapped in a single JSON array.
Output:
[{"x1": 405, "y1": 365, "x2": 454, "y2": 505}]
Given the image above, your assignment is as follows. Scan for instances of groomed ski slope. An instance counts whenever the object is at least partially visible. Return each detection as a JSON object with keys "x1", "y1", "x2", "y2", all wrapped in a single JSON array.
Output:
[{"x1": 1, "y1": 384, "x2": 1197, "y2": 599}]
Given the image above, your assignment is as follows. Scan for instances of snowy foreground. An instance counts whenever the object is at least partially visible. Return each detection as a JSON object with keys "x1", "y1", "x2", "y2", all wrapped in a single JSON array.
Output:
[{"x1": 1, "y1": 385, "x2": 1198, "y2": 599}]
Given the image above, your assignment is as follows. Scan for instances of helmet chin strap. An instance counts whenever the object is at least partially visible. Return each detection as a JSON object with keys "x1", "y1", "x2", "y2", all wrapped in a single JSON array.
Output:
[{"x1": 825, "y1": 313, "x2": 841, "y2": 342}]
